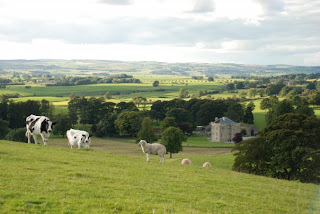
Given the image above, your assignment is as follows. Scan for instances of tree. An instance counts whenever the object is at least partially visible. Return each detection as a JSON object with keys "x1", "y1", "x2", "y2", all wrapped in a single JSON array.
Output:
[
  {"x1": 260, "y1": 96, "x2": 279, "y2": 110},
  {"x1": 232, "y1": 133, "x2": 243, "y2": 143},
  {"x1": 162, "y1": 117, "x2": 176, "y2": 131},
  {"x1": 53, "y1": 114, "x2": 72, "y2": 137},
  {"x1": 40, "y1": 99, "x2": 54, "y2": 118},
  {"x1": 243, "y1": 105, "x2": 254, "y2": 124},
  {"x1": 226, "y1": 83, "x2": 235, "y2": 91},
  {"x1": 138, "y1": 117, "x2": 157, "y2": 143},
  {"x1": 132, "y1": 96, "x2": 147, "y2": 108},
  {"x1": 208, "y1": 77, "x2": 214, "y2": 82},
  {"x1": 247, "y1": 88, "x2": 257, "y2": 99},
  {"x1": 308, "y1": 91, "x2": 320, "y2": 106},
  {"x1": 104, "y1": 91, "x2": 112, "y2": 99},
  {"x1": 266, "y1": 83, "x2": 285, "y2": 95},
  {"x1": 265, "y1": 99, "x2": 294, "y2": 125},
  {"x1": 239, "y1": 91, "x2": 247, "y2": 100},
  {"x1": 0, "y1": 95, "x2": 9, "y2": 120},
  {"x1": 178, "y1": 88, "x2": 189, "y2": 98},
  {"x1": 115, "y1": 111, "x2": 142, "y2": 137},
  {"x1": 166, "y1": 108, "x2": 190, "y2": 124},
  {"x1": 236, "y1": 82, "x2": 245, "y2": 89},
  {"x1": 150, "y1": 100, "x2": 166, "y2": 122},
  {"x1": 233, "y1": 113, "x2": 320, "y2": 183},
  {"x1": 0, "y1": 119, "x2": 10, "y2": 139},
  {"x1": 153, "y1": 80, "x2": 160, "y2": 87},
  {"x1": 96, "y1": 113, "x2": 118, "y2": 137},
  {"x1": 161, "y1": 126, "x2": 187, "y2": 158},
  {"x1": 306, "y1": 82, "x2": 316, "y2": 90},
  {"x1": 225, "y1": 102, "x2": 244, "y2": 122},
  {"x1": 115, "y1": 102, "x2": 138, "y2": 114}
]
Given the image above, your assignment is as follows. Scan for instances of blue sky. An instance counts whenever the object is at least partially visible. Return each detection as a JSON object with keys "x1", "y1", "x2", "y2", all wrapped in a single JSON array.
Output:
[{"x1": 0, "y1": 0, "x2": 319, "y2": 65}]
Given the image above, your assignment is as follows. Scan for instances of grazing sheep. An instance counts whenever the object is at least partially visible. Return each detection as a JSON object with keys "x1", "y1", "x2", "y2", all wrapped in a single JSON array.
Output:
[
  {"x1": 181, "y1": 158, "x2": 191, "y2": 165},
  {"x1": 138, "y1": 140, "x2": 166, "y2": 163},
  {"x1": 202, "y1": 162, "x2": 212, "y2": 167}
]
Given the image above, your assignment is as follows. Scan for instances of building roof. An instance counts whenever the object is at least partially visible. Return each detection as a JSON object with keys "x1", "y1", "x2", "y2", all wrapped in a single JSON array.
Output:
[{"x1": 213, "y1": 117, "x2": 237, "y2": 124}]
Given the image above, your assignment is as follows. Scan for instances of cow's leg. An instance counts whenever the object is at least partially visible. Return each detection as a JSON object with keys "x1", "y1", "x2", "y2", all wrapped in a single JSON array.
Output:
[
  {"x1": 32, "y1": 135, "x2": 38, "y2": 144},
  {"x1": 40, "y1": 133, "x2": 47, "y2": 146},
  {"x1": 146, "y1": 153, "x2": 150, "y2": 162},
  {"x1": 26, "y1": 132, "x2": 31, "y2": 144}
]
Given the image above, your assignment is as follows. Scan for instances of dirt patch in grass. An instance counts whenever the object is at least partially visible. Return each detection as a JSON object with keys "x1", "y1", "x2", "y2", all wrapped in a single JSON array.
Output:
[{"x1": 48, "y1": 137, "x2": 232, "y2": 157}]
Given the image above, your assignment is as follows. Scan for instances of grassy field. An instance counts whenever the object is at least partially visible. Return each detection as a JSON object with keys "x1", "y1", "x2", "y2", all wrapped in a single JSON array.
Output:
[{"x1": 0, "y1": 138, "x2": 319, "y2": 213}]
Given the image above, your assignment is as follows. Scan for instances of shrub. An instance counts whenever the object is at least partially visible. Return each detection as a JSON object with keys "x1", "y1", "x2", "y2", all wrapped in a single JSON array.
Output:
[
  {"x1": 6, "y1": 128, "x2": 27, "y2": 143},
  {"x1": 233, "y1": 113, "x2": 320, "y2": 183}
]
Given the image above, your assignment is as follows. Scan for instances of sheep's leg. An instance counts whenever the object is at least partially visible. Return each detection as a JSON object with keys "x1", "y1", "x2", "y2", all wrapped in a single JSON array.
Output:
[
  {"x1": 160, "y1": 155, "x2": 165, "y2": 163},
  {"x1": 146, "y1": 153, "x2": 150, "y2": 162}
]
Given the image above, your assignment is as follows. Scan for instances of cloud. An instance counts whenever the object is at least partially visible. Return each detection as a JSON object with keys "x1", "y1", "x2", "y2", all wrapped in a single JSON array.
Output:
[
  {"x1": 0, "y1": 0, "x2": 319, "y2": 65},
  {"x1": 254, "y1": 0, "x2": 284, "y2": 14},
  {"x1": 192, "y1": 0, "x2": 215, "y2": 13},
  {"x1": 99, "y1": 0, "x2": 134, "y2": 5}
]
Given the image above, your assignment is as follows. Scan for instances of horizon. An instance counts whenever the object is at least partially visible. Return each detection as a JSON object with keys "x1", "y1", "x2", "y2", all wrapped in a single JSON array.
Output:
[
  {"x1": 1, "y1": 58, "x2": 320, "y2": 67},
  {"x1": 0, "y1": 0, "x2": 319, "y2": 66}
]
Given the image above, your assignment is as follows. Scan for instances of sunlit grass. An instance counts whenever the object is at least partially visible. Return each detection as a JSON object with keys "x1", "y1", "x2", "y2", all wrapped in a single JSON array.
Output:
[{"x1": 0, "y1": 140, "x2": 318, "y2": 213}]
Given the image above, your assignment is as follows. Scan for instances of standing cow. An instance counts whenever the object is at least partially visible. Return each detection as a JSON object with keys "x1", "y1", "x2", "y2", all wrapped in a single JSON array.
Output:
[
  {"x1": 26, "y1": 114, "x2": 55, "y2": 146},
  {"x1": 66, "y1": 129, "x2": 91, "y2": 149}
]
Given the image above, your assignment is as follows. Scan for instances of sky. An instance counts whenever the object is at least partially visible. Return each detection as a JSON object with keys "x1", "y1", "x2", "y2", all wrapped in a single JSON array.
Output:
[{"x1": 0, "y1": 0, "x2": 319, "y2": 65}]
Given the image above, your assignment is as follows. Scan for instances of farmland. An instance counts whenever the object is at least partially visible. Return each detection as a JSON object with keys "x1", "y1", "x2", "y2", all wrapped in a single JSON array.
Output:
[{"x1": 0, "y1": 138, "x2": 319, "y2": 213}]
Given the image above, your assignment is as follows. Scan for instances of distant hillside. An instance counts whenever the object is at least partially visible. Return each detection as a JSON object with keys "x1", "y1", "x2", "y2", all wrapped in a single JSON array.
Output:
[{"x1": 0, "y1": 59, "x2": 319, "y2": 77}]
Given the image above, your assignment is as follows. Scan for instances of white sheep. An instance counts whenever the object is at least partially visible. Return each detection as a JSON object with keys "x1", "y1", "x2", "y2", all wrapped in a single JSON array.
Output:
[
  {"x1": 202, "y1": 162, "x2": 212, "y2": 167},
  {"x1": 181, "y1": 158, "x2": 191, "y2": 165},
  {"x1": 138, "y1": 140, "x2": 166, "y2": 163}
]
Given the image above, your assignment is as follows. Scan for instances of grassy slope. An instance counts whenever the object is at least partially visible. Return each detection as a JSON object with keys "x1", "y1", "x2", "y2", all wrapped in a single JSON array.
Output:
[{"x1": 0, "y1": 140, "x2": 319, "y2": 214}]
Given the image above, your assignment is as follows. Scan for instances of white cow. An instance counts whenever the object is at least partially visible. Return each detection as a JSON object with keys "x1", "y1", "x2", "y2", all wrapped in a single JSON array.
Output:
[
  {"x1": 26, "y1": 115, "x2": 55, "y2": 146},
  {"x1": 67, "y1": 129, "x2": 91, "y2": 149}
]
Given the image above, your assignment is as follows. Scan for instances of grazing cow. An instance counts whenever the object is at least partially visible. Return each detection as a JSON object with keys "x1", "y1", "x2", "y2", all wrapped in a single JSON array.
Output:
[
  {"x1": 26, "y1": 115, "x2": 55, "y2": 146},
  {"x1": 67, "y1": 129, "x2": 91, "y2": 149}
]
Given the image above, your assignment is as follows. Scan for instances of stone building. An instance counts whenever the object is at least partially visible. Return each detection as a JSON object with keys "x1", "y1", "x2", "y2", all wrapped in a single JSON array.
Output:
[
  {"x1": 210, "y1": 117, "x2": 241, "y2": 142},
  {"x1": 240, "y1": 124, "x2": 259, "y2": 137}
]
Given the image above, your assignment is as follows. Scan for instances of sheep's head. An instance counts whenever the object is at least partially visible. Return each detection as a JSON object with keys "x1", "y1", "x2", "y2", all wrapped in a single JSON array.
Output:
[{"x1": 138, "y1": 140, "x2": 147, "y2": 146}]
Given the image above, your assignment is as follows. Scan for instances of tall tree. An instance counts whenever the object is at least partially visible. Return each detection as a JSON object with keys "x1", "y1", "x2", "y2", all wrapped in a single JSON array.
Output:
[
  {"x1": 233, "y1": 113, "x2": 320, "y2": 183},
  {"x1": 53, "y1": 114, "x2": 72, "y2": 137},
  {"x1": 152, "y1": 80, "x2": 160, "y2": 87},
  {"x1": 236, "y1": 82, "x2": 245, "y2": 89},
  {"x1": 104, "y1": 91, "x2": 112, "y2": 99},
  {"x1": 161, "y1": 117, "x2": 176, "y2": 132},
  {"x1": 115, "y1": 111, "x2": 142, "y2": 137},
  {"x1": 97, "y1": 113, "x2": 118, "y2": 137},
  {"x1": 178, "y1": 88, "x2": 189, "y2": 98},
  {"x1": 161, "y1": 126, "x2": 187, "y2": 158},
  {"x1": 138, "y1": 117, "x2": 157, "y2": 143},
  {"x1": 0, "y1": 119, "x2": 9, "y2": 139}
]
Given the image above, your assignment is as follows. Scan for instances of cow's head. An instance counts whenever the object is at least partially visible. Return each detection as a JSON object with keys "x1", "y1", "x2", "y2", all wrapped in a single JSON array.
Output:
[
  {"x1": 41, "y1": 118, "x2": 54, "y2": 133},
  {"x1": 81, "y1": 134, "x2": 91, "y2": 148}
]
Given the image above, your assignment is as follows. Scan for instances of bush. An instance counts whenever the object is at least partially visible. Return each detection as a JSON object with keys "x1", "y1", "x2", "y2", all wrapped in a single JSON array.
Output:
[
  {"x1": 0, "y1": 119, "x2": 10, "y2": 139},
  {"x1": 6, "y1": 128, "x2": 27, "y2": 143},
  {"x1": 233, "y1": 113, "x2": 320, "y2": 183}
]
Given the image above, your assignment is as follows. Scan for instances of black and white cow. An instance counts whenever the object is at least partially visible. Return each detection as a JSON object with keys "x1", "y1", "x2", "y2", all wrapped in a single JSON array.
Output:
[
  {"x1": 66, "y1": 129, "x2": 91, "y2": 149},
  {"x1": 26, "y1": 114, "x2": 55, "y2": 146}
]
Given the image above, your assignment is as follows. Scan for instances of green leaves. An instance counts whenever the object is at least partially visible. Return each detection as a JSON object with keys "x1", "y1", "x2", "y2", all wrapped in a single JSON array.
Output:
[{"x1": 233, "y1": 113, "x2": 320, "y2": 183}]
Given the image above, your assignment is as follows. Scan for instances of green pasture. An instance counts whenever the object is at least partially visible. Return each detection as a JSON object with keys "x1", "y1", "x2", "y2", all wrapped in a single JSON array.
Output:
[
  {"x1": 0, "y1": 82, "x2": 224, "y2": 100},
  {"x1": 183, "y1": 135, "x2": 235, "y2": 148},
  {"x1": 0, "y1": 139, "x2": 319, "y2": 213}
]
